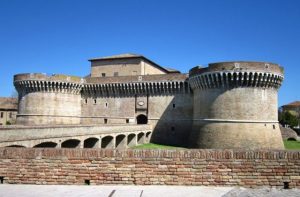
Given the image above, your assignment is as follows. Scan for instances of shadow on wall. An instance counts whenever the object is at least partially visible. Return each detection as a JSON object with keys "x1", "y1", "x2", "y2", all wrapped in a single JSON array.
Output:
[{"x1": 149, "y1": 93, "x2": 193, "y2": 148}]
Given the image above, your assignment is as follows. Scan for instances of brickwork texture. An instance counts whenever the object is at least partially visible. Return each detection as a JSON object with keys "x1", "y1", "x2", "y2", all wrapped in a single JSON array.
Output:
[{"x1": 0, "y1": 148, "x2": 299, "y2": 188}]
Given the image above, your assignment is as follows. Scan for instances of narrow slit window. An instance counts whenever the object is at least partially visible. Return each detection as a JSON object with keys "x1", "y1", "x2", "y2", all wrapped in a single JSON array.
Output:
[
  {"x1": 173, "y1": 103, "x2": 176, "y2": 108},
  {"x1": 104, "y1": 118, "x2": 108, "y2": 124},
  {"x1": 94, "y1": 99, "x2": 97, "y2": 104}
]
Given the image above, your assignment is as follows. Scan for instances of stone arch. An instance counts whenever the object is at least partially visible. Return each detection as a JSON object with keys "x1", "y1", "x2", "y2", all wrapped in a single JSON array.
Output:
[
  {"x1": 137, "y1": 132, "x2": 145, "y2": 144},
  {"x1": 136, "y1": 114, "x2": 148, "y2": 124},
  {"x1": 127, "y1": 133, "x2": 136, "y2": 147},
  {"x1": 146, "y1": 131, "x2": 152, "y2": 143},
  {"x1": 6, "y1": 145, "x2": 26, "y2": 148},
  {"x1": 84, "y1": 137, "x2": 99, "y2": 148},
  {"x1": 116, "y1": 134, "x2": 126, "y2": 149},
  {"x1": 34, "y1": 142, "x2": 57, "y2": 148},
  {"x1": 61, "y1": 139, "x2": 81, "y2": 148},
  {"x1": 101, "y1": 136, "x2": 114, "y2": 149}
]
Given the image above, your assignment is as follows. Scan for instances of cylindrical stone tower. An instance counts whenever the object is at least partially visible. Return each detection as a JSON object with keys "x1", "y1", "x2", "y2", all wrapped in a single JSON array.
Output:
[
  {"x1": 14, "y1": 73, "x2": 84, "y2": 125},
  {"x1": 189, "y1": 61, "x2": 284, "y2": 149}
]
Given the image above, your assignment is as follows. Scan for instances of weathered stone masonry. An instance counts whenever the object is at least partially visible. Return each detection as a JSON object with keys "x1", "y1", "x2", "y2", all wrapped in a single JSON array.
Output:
[{"x1": 0, "y1": 148, "x2": 299, "y2": 188}]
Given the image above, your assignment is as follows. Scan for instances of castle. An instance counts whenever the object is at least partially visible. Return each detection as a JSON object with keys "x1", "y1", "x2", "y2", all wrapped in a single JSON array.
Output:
[{"x1": 11, "y1": 53, "x2": 284, "y2": 149}]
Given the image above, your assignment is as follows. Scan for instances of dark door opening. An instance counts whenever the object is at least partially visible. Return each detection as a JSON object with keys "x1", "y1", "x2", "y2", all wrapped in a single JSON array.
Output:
[{"x1": 136, "y1": 114, "x2": 148, "y2": 124}]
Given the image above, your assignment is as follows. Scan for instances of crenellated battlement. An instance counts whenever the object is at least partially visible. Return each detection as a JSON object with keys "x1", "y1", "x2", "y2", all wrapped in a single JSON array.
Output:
[
  {"x1": 14, "y1": 73, "x2": 85, "y2": 95},
  {"x1": 189, "y1": 71, "x2": 283, "y2": 90},
  {"x1": 189, "y1": 61, "x2": 284, "y2": 90},
  {"x1": 82, "y1": 80, "x2": 189, "y2": 97}
]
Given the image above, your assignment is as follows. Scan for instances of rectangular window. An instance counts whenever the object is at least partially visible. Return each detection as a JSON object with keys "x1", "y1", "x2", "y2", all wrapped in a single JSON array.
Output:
[
  {"x1": 114, "y1": 72, "x2": 118, "y2": 77},
  {"x1": 0, "y1": 112, "x2": 3, "y2": 118},
  {"x1": 85, "y1": 99, "x2": 88, "y2": 104},
  {"x1": 104, "y1": 118, "x2": 108, "y2": 124},
  {"x1": 94, "y1": 99, "x2": 97, "y2": 104},
  {"x1": 173, "y1": 103, "x2": 176, "y2": 108},
  {"x1": 101, "y1": 73, "x2": 106, "y2": 77},
  {"x1": 126, "y1": 119, "x2": 129, "y2": 124}
]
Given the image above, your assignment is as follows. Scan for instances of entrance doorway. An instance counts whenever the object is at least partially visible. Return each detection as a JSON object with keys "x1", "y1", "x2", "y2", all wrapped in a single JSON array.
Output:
[{"x1": 136, "y1": 114, "x2": 148, "y2": 124}]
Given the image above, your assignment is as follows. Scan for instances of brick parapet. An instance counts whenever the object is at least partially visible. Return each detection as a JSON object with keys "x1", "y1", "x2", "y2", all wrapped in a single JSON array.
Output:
[{"x1": 0, "y1": 148, "x2": 299, "y2": 187}]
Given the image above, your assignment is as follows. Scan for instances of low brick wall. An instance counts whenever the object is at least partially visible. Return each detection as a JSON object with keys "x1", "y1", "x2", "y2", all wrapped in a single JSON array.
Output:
[{"x1": 0, "y1": 148, "x2": 299, "y2": 188}]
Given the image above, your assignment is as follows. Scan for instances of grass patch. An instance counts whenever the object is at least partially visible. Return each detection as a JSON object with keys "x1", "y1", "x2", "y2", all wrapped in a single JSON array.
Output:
[
  {"x1": 284, "y1": 140, "x2": 300, "y2": 150},
  {"x1": 133, "y1": 141, "x2": 300, "y2": 150},
  {"x1": 131, "y1": 143, "x2": 186, "y2": 150}
]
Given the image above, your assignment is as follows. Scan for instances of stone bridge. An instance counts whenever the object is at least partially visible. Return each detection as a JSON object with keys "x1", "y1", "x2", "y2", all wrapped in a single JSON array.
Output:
[{"x1": 0, "y1": 124, "x2": 152, "y2": 149}]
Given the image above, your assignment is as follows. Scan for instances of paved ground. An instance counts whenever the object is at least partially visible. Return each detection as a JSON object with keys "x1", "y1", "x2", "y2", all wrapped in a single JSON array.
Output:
[{"x1": 0, "y1": 185, "x2": 299, "y2": 197}]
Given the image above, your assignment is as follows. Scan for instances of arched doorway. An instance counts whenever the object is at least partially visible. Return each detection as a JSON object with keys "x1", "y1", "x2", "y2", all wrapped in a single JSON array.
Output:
[
  {"x1": 136, "y1": 114, "x2": 148, "y2": 124},
  {"x1": 61, "y1": 139, "x2": 80, "y2": 148},
  {"x1": 34, "y1": 142, "x2": 57, "y2": 148}
]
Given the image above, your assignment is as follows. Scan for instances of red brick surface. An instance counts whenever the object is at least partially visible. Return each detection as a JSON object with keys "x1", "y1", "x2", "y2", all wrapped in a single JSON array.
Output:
[{"x1": 0, "y1": 148, "x2": 299, "y2": 188}]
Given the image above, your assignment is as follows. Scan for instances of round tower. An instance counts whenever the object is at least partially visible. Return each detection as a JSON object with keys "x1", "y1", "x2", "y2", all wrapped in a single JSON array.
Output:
[
  {"x1": 14, "y1": 73, "x2": 84, "y2": 125},
  {"x1": 188, "y1": 61, "x2": 284, "y2": 149}
]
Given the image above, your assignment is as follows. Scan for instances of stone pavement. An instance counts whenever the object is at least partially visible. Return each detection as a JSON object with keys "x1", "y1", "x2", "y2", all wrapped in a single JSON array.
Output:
[{"x1": 0, "y1": 185, "x2": 299, "y2": 197}]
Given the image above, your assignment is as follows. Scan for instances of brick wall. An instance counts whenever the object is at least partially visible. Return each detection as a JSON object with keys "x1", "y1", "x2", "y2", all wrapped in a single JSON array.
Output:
[{"x1": 0, "y1": 148, "x2": 299, "y2": 188}]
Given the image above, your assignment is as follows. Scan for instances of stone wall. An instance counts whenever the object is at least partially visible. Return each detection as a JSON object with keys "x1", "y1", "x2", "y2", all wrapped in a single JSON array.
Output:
[{"x1": 0, "y1": 148, "x2": 299, "y2": 188}]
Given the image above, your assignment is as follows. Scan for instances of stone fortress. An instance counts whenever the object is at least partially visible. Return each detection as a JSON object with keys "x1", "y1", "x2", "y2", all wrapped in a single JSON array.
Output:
[{"x1": 2, "y1": 53, "x2": 284, "y2": 149}]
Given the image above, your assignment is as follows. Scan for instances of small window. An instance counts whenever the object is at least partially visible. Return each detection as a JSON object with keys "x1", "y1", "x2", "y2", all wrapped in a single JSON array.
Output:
[
  {"x1": 104, "y1": 118, "x2": 108, "y2": 124},
  {"x1": 105, "y1": 102, "x2": 108, "y2": 108},
  {"x1": 173, "y1": 103, "x2": 175, "y2": 108},
  {"x1": 114, "y1": 72, "x2": 118, "y2": 77},
  {"x1": 0, "y1": 112, "x2": 3, "y2": 118},
  {"x1": 85, "y1": 99, "x2": 87, "y2": 104},
  {"x1": 94, "y1": 99, "x2": 97, "y2": 104},
  {"x1": 101, "y1": 73, "x2": 106, "y2": 77},
  {"x1": 126, "y1": 119, "x2": 129, "y2": 124},
  {"x1": 273, "y1": 125, "x2": 276, "y2": 129}
]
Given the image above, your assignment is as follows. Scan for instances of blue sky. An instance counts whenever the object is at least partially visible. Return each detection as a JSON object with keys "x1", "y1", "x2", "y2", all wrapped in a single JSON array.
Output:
[{"x1": 0, "y1": 0, "x2": 299, "y2": 106}]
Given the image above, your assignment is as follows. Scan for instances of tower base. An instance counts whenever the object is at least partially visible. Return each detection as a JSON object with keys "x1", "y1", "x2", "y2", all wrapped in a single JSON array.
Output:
[{"x1": 189, "y1": 121, "x2": 284, "y2": 149}]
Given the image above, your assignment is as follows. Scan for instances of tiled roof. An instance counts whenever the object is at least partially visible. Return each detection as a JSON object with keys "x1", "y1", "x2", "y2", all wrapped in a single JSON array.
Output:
[
  {"x1": 88, "y1": 53, "x2": 142, "y2": 61},
  {"x1": 283, "y1": 101, "x2": 300, "y2": 107},
  {"x1": 0, "y1": 97, "x2": 18, "y2": 110}
]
